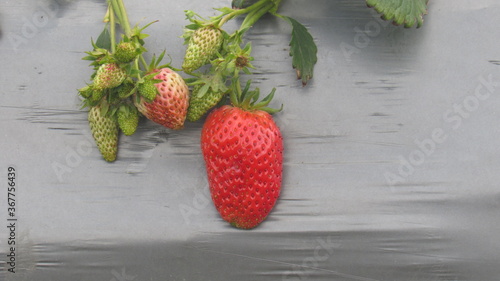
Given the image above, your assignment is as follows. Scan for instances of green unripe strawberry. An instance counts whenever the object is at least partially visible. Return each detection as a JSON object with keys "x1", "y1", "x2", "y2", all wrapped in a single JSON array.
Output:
[
  {"x1": 117, "y1": 105, "x2": 139, "y2": 136},
  {"x1": 182, "y1": 26, "x2": 224, "y2": 72},
  {"x1": 138, "y1": 79, "x2": 158, "y2": 102},
  {"x1": 114, "y1": 42, "x2": 137, "y2": 63},
  {"x1": 93, "y1": 63, "x2": 127, "y2": 90},
  {"x1": 107, "y1": 89, "x2": 121, "y2": 106},
  {"x1": 91, "y1": 88, "x2": 105, "y2": 103},
  {"x1": 88, "y1": 106, "x2": 119, "y2": 162},
  {"x1": 117, "y1": 81, "x2": 136, "y2": 99},
  {"x1": 187, "y1": 85, "x2": 227, "y2": 122}
]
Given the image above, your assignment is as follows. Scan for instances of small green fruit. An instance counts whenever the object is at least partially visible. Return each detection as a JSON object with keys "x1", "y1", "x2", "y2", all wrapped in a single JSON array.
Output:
[
  {"x1": 114, "y1": 42, "x2": 137, "y2": 63},
  {"x1": 93, "y1": 63, "x2": 126, "y2": 90},
  {"x1": 88, "y1": 106, "x2": 119, "y2": 162},
  {"x1": 182, "y1": 26, "x2": 224, "y2": 72},
  {"x1": 117, "y1": 106, "x2": 140, "y2": 136}
]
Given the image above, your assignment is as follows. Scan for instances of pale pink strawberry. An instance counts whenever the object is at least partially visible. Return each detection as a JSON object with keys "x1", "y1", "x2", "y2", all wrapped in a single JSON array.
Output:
[{"x1": 134, "y1": 68, "x2": 189, "y2": 130}]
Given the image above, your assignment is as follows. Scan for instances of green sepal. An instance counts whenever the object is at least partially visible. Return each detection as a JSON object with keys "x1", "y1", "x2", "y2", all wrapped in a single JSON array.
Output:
[
  {"x1": 100, "y1": 98, "x2": 110, "y2": 117},
  {"x1": 253, "y1": 88, "x2": 275, "y2": 108},
  {"x1": 189, "y1": 73, "x2": 228, "y2": 99},
  {"x1": 185, "y1": 23, "x2": 200, "y2": 31},
  {"x1": 229, "y1": 78, "x2": 281, "y2": 114}
]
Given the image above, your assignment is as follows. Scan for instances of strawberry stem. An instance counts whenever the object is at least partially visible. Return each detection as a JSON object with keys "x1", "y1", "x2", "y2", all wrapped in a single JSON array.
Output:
[
  {"x1": 139, "y1": 55, "x2": 148, "y2": 70},
  {"x1": 239, "y1": 2, "x2": 275, "y2": 31},
  {"x1": 114, "y1": 0, "x2": 132, "y2": 36},
  {"x1": 218, "y1": 0, "x2": 275, "y2": 28},
  {"x1": 108, "y1": 3, "x2": 116, "y2": 53}
]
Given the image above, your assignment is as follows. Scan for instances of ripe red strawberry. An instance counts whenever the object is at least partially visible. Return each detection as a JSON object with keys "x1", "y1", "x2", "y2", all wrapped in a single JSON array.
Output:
[
  {"x1": 134, "y1": 68, "x2": 189, "y2": 130},
  {"x1": 201, "y1": 80, "x2": 283, "y2": 229}
]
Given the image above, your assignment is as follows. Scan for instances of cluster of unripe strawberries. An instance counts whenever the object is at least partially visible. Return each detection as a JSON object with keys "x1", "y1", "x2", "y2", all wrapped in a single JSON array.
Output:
[{"x1": 78, "y1": 0, "x2": 294, "y2": 229}]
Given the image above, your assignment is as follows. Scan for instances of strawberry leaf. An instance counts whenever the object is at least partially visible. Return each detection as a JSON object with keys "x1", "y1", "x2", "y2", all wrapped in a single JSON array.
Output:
[
  {"x1": 280, "y1": 16, "x2": 317, "y2": 86},
  {"x1": 95, "y1": 26, "x2": 112, "y2": 51},
  {"x1": 366, "y1": 0, "x2": 429, "y2": 28}
]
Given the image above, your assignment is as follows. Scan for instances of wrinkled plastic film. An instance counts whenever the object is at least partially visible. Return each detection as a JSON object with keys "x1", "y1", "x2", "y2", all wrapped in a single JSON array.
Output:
[{"x1": 1, "y1": 1, "x2": 500, "y2": 280}]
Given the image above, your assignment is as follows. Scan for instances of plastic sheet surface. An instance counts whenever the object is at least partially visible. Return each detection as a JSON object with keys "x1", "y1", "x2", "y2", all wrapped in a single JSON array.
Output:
[{"x1": 1, "y1": 0, "x2": 500, "y2": 280}]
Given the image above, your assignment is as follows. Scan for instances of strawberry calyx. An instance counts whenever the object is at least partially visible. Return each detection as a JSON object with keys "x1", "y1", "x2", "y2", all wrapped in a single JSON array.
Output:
[
  {"x1": 189, "y1": 73, "x2": 228, "y2": 98},
  {"x1": 229, "y1": 78, "x2": 282, "y2": 114},
  {"x1": 213, "y1": 42, "x2": 254, "y2": 77}
]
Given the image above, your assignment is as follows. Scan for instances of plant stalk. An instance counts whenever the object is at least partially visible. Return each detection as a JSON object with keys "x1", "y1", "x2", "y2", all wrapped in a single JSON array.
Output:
[
  {"x1": 239, "y1": 2, "x2": 275, "y2": 31},
  {"x1": 108, "y1": 3, "x2": 116, "y2": 53},
  {"x1": 115, "y1": 0, "x2": 132, "y2": 36},
  {"x1": 218, "y1": 0, "x2": 272, "y2": 27}
]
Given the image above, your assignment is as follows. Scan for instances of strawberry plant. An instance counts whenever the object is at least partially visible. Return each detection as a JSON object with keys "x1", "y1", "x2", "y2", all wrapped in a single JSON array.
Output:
[
  {"x1": 181, "y1": 0, "x2": 428, "y2": 228},
  {"x1": 78, "y1": 0, "x2": 189, "y2": 161},
  {"x1": 77, "y1": 0, "x2": 430, "y2": 228}
]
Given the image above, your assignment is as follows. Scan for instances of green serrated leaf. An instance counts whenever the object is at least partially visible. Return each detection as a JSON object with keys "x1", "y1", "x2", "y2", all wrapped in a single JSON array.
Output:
[
  {"x1": 281, "y1": 16, "x2": 317, "y2": 86},
  {"x1": 366, "y1": 0, "x2": 429, "y2": 28},
  {"x1": 95, "y1": 26, "x2": 112, "y2": 51},
  {"x1": 82, "y1": 55, "x2": 97, "y2": 61}
]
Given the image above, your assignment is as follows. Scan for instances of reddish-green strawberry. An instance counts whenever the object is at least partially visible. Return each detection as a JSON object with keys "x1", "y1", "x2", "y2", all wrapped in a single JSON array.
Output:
[
  {"x1": 114, "y1": 42, "x2": 137, "y2": 63},
  {"x1": 117, "y1": 105, "x2": 139, "y2": 136},
  {"x1": 201, "y1": 82, "x2": 283, "y2": 229},
  {"x1": 134, "y1": 68, "x2": 189, "y2": 130},
  {"x1": 187, "y1": 84, "x2": 227, "y2": 122},
  {"x1": 88, "y1": 106, "x2": 119, "y2": 162},
  {"x1": 93, "y1": 63, "x2": 126, "y2": 90},
  {"x1": 182, "y1": 26, "x2": 224, "y2": 72}
]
